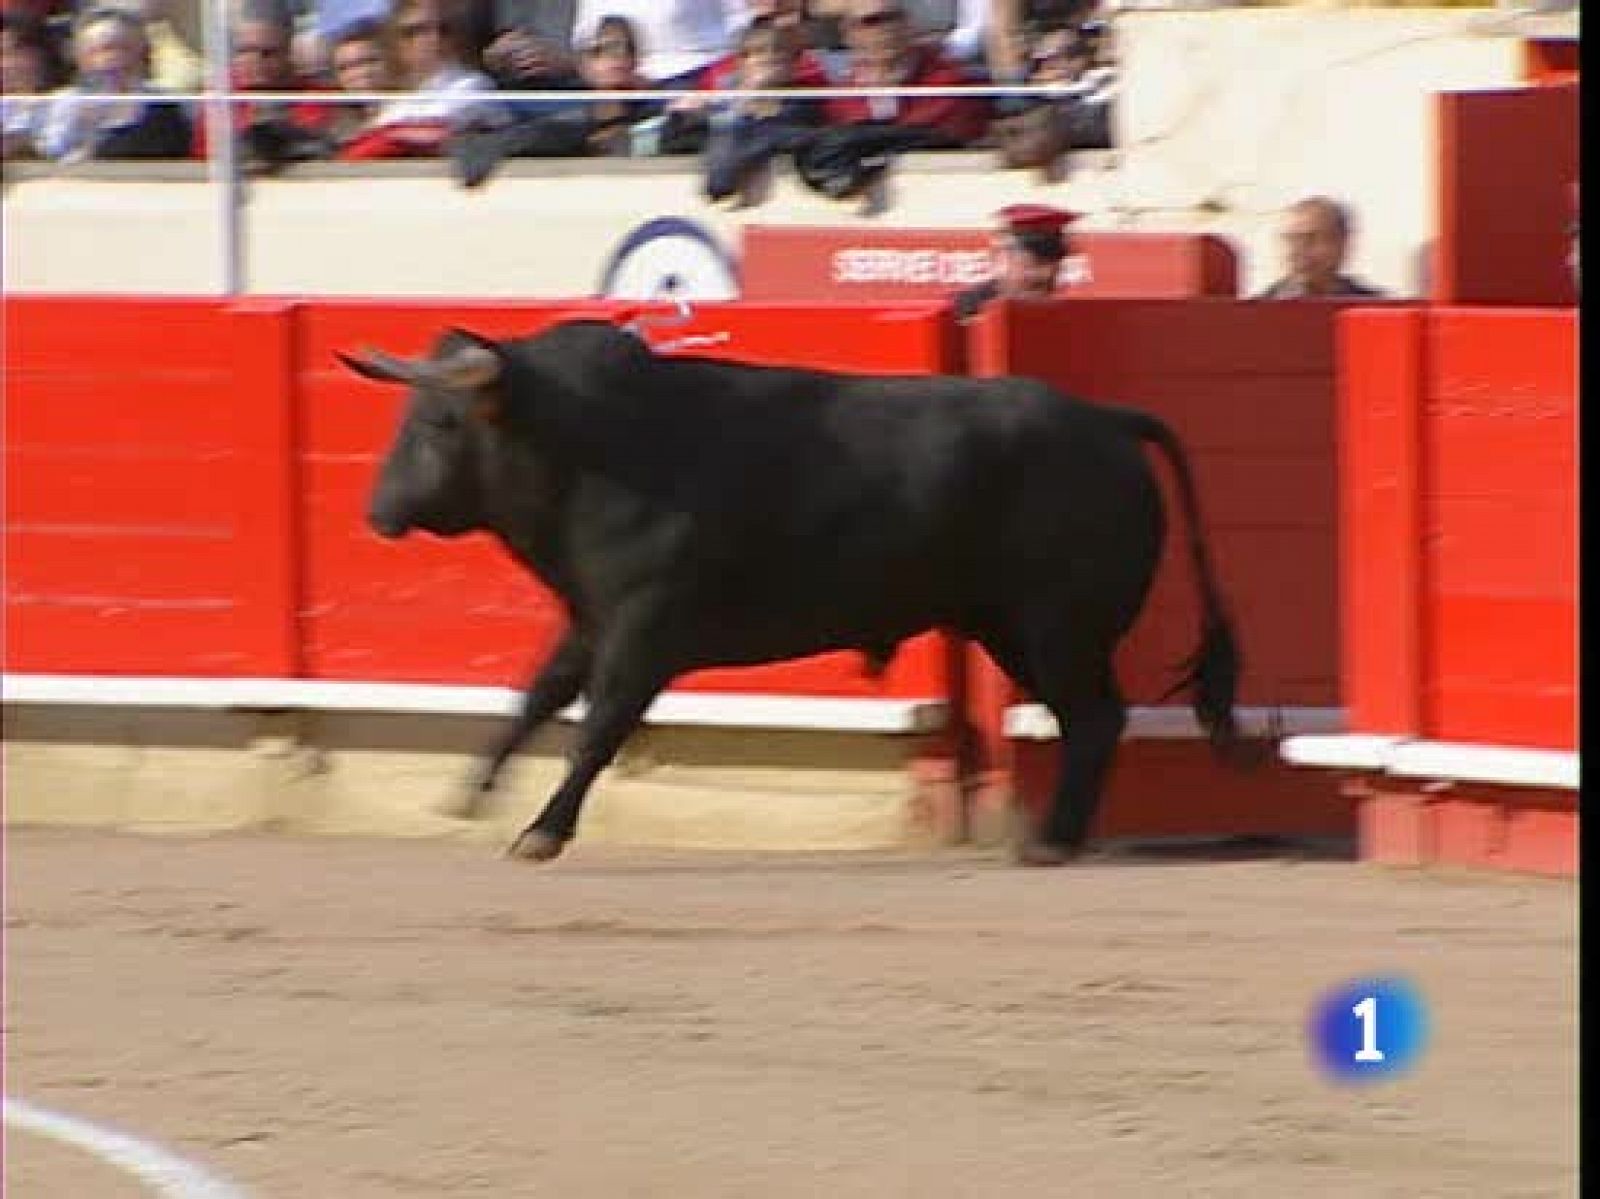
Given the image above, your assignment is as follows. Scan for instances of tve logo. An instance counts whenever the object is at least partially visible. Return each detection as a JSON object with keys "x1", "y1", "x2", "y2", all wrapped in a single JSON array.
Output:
[{"x1": 1308, "y1": 976, "x2": 1430, "y2": 1084}]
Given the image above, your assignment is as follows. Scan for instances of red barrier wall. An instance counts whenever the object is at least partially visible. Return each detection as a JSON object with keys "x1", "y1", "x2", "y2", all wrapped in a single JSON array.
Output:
[
  {"x1": 4, "y1": 298, "x2": 294, "y2": 677},
  {"x1": 1435, "y1": 84, "x2": 1578, "y2": 307},
  {"x1": 4, "y1": 297, "x2": 956, "y2": 700},
  {"x1": 1340, "y1": 306, "x2": 1577, "y2": 751},
  {"x1": 969, "y1": 299, "x2": 1351, "y2": 711}
]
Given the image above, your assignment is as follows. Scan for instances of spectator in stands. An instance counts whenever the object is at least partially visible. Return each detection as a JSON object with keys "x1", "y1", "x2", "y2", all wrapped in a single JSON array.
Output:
[
  {"x1": 325, "y1": 18, "x2": 400, "y2": 156},
  {"x1": 823, "y1": 0, "x2": 986, "y2": 145},
  {"x1": 37, "y1": 7, "x2": 192, "y2": 160},
  {"x1": 953, "y1": 202, "x2": 1078, "y2": 320},
  {"x1": 707, "y1": 0, "x2": 826, "y2": 84},
  {"x1": 1255, "y1": 196, "x2": 1384, "y2": 300},
  {"x1": 993, "y1": 19, "x2": 1112, "y2": 175},
  {"x1": 191, "y1": 2, "x2": 334, "y2": 169},
  {"x1": 349, "y1": 0, "x2": 508, "y2": 158},
  {"x1": 572, "y1": 13, "x2": 655, "y2": 154},
  {"x1": 479, "y1": 0, "x2": 582, "y2": 102},
  {"x1": 449, "y1": 13, "x2": 653, "y2": 185},
  {"x1": 692, "y1": 15, "x2": 821, "y2": 203},
  {"x1": 2, "y1": 9, "x2": 66, "y2": 159},
  {"x1": 106, "y1": 0, "x2": 203, "y2": 92},
  {"x1": 793, "y1": 0, "x2": 985, "y2": 201},
  {"x1": 571, "y1": 0, "x2": 736, "y2": 86},
  {"x1": 986, "y1": 0, "x2": 1096, "y2": 82}
]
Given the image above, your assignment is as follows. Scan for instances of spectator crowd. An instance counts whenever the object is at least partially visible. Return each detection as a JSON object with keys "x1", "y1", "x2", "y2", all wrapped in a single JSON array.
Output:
[{"x1": 2, "y1": 0, "x2": 1119, "y2": 197}]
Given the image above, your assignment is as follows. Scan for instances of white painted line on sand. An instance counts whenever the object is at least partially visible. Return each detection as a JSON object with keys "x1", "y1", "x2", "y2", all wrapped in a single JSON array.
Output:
[{"x1": 3, "y1": 1095, "x2": 251, "y2": 1199}]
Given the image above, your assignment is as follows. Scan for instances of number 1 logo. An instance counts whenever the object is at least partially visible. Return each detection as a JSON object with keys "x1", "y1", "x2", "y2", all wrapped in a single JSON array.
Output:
[{"x1": 1309, "y1": 976, "x2": 1429, "y2": 1083}]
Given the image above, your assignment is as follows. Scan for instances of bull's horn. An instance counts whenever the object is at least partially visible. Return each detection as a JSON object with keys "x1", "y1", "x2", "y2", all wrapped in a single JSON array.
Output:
[
  {"x1": 428, "y1": 345, "x2": 502, "y2": 391},
  {"x1": 337, "y1": 348, "x2": 423, "y2": 385}
]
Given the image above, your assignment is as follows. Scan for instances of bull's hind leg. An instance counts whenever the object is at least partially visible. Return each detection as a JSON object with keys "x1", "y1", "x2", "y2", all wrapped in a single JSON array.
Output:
[
  {"x1": 1021, "y1": 648, "x2": 1128, "y2": 866},
  {"x1": 446, "y1": 633, "x2": 591, "y2": 819}
]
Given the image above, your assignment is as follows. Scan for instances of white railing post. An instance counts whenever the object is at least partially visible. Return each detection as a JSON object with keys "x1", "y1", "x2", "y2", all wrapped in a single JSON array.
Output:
[{"x1": 202, "y1": 0, "x2": 244, "y2": 296}]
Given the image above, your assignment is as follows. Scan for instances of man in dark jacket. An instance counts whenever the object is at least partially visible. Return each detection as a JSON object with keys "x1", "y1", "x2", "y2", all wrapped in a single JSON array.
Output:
[{"x1": 1254, "y1": 195, "x2": 1385, "y2": 300}]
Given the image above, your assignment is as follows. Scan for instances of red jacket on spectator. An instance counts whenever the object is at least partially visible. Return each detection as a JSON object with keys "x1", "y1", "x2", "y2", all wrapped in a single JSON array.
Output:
[
  {"x1": 335, "y1": 122, "x2": 451, "y2": 160},
  {"x1": 190, "y1": 72, "x2": 334, "y2": 158},
  {"x1": 823, "y1": 44, "x2": 986, "y2": 146}
]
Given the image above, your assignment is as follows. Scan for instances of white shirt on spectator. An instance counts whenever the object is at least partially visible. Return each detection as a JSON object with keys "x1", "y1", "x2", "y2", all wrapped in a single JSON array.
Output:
[
  {"x1": 572, "y1": 0, "x2": 736, "y2": 82},
  {"x1": 36, "y1": 84, "x2": 167, "y2": 161},
  {"x1": 3, "y1": 97, "x2": 49, "y2": 151},
  {"x1": 374, "y1": 65, "x2": 511, "y2": 129}
]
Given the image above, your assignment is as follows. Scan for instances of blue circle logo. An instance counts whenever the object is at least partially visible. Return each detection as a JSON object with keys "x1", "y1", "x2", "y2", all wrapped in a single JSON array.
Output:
[{"x1": 1308, "y1": 976, "x2": 1429, "y2": 1084}]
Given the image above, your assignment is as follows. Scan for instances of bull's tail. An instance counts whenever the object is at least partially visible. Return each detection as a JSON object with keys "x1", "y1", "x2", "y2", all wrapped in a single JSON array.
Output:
[{"x1": 1117, "y1": 409, "x2": 1243, "y2": 760}]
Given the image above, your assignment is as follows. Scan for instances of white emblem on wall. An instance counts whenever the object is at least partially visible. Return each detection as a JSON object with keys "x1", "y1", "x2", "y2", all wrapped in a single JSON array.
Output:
[{"x1": 599, "y1": 218, "x2": 740, "y2": 301}]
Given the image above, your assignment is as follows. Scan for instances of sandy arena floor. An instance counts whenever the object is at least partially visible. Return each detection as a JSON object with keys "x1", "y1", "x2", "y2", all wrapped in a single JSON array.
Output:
[{"x1": 2, "y1": 827, "x2": 1577, "y2": 1198}]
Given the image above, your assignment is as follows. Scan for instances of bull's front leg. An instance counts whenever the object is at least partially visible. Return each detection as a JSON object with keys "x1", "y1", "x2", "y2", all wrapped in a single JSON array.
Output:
[
  {"x1": 507, "y1": 615, "x2": 676, "y2": 862},
  {"x1": 444, "y1": 632, "x2": 592, "y2": 819}
]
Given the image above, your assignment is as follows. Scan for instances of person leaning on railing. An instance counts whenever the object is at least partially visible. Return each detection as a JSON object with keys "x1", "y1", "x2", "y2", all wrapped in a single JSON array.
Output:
[
  {"x1": 795, "y1": 0, "x2": 988, "y2": 201},
  {"x1": 36, "y1": 6, "x2": 190, "y2": 161},
  {"x1": 321, "y1": 17, "x2": 398, "y2": 157},
  {"x1": 1, "y1": 9, "x2": 68, "y2": 160},
  {"x1": 450, "y1": 14, "x2": 660, "y2": 187},
  {"x1": 687, "y1": 14, "x2": 823, "y2": 204},
  {"x1": 189, "y1": 1, "x2": 335, "y2": 170},
  {"x1": 992, "y1": 17, "x2": 1114, "y2": 175},
  {"x1": 338, "y1": 0, "x2": 509, "y2": 159}
]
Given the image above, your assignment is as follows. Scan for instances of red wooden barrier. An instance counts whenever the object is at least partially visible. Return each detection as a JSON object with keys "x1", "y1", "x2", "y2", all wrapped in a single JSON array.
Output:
[
  {"x1": 964, "y1": 298, "x2": 1364, "y2": 841},
  {"x1": 1339, "y1": 306, "x2": 1577, "y2": 751},
  {"x1": 1338, "y1": 307, "x2": 1427, "y2": 736},
  {"x1": 3, "y1": 298, "x2": 292, "y2": 677},
  {"x1": 1421, "y1": 310, "x2": 1576, "y2": 747},
  {"x1": 4, "y1": 297, "x2": 957, "y2": 700},
  {"x1": 971, "y1": 298, "x2": 1349, "y2": 710},
  {"x1": 1435, "y1": 84, "x2": 1578, "y2": 307}
]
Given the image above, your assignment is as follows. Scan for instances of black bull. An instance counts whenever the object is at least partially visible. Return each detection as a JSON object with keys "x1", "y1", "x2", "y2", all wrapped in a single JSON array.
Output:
[{"x1": 338, "y1": 320, "x2": 1244, "y2": 866}]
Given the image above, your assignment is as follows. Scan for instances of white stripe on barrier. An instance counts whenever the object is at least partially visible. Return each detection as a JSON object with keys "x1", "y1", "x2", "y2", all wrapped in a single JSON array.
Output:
[
  {"x1": 1004, "y1": 703, "x2": 1345, "y2": 741},
  {"x1": 1280, "y1": 734, "x2": 1579, "y2": 792},
  {"x1": 0, "y1": 674, "x2": 947, "y2": 735},
  {"x1": 1278, "y1": 733, "x2": 1402, "y2": 771},
  {"x1": 3, "y1": 1095, "x2": 251, "y2": 1199}
]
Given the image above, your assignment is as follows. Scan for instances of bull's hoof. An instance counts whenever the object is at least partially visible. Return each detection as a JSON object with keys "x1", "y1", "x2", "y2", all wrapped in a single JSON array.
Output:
[
  {"x1": 1013, "y1": 839, "x2": 1083, "y2": 868},
  {"x1": 507, "y1": 827, "x2": 568, "y2": 863}
]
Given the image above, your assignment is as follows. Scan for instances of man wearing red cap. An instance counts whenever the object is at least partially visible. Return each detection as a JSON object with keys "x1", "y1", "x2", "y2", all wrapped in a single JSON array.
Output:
[{"x1": 954, "y1": 203, "x2": 1080, "y2": 321}]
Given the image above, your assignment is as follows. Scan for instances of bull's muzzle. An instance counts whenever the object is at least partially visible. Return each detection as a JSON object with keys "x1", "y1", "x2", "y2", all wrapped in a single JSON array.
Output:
[{"x1": 368, "y1": 509, "x2": 409, "y2": 540}]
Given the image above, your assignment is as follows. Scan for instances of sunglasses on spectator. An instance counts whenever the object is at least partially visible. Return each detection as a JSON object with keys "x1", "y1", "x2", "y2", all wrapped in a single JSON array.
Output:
[
  {"x1": 850, "y1": 9, "x2": 903, "y2": 26},
  {"x1": 583, "y1": 38, "x2": 631, "y2": 56},
  {"x1": 234, "y1": 42, "x2": 286, "y2": 57}
]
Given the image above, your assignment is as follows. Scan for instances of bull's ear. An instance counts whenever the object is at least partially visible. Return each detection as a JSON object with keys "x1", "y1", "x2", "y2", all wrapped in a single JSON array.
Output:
[
  {"x1": 432, "y1": 344, "x2": 503, "y2": 393},
  {"x1": 336, "y1": 349, "x2": 419, "y2": 385}
]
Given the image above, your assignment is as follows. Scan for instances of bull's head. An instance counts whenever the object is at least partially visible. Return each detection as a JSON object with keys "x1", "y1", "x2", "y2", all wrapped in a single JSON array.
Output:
[{"x1": 337, "y1": 328, "x2": 506, "y2": 540}]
